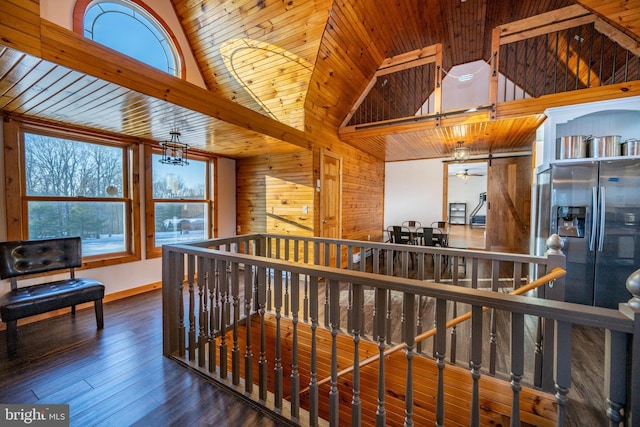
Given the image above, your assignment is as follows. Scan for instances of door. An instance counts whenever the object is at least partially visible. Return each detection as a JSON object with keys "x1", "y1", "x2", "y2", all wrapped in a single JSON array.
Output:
[
  {"x1": 320, "y1": 150, "x2": 342, "y2": 241},
  {"x1": 550, "y1": 163, "x2": 598, "y2": 305},
  {"x1": 486, "y1": 156, "x2": 531, "y2": 253},
  {"x1": 594, "y1": 160, "x2": 640, "y2": 308}
]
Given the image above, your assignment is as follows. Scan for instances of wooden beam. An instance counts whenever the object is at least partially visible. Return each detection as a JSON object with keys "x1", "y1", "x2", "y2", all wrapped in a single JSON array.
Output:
[
  {"x1": 0, "y1": 0, "x2": 41, "y2": 57},
  {"x1": 374, "y1": 55, "x2": 436, "y2": 78},
  {"x1": 339, "y1": 110, "x2": 492, "y2": 140},
  {"x1": 495, "y1": 80, "x2": 640, "y2": 120},
  {"x1": 500, "y1": 15, "x2": 596, "y2": 46},
  {"x1": 339, "y1": 80, "x2": 640, "y2": 141},
  {"x1": 0, "y1": 11, "x2": 316, "y2": 152},
  {"x1": 339, "y1": 75, "x2": 378, "y2": 129},
  {"x1": 497, "y1": 4, "x2": 591, "y2": 39},
  {"x1": 594, "y1": 18, "x2": 640, "y2": 57},
  {"x1": 377, "y1": 45, "x2": 438, "y2": 71},
  {"x1": 433, "y1": 43, "x2": 443, "y2": 116}
]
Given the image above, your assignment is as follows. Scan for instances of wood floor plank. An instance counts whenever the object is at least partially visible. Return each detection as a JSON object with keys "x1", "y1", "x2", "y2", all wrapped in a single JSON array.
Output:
[{"x1": 0, "y1": 291, "x2": 286, "y2": 427}]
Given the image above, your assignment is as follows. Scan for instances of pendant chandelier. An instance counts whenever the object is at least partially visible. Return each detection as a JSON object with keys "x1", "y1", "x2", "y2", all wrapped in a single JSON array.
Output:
[
  {"x1": 452, "y1": 141, "x2": 470, "y2": 162},
  {"x1": 159, "y1": 130, "x2": 189, "y2": 166}
]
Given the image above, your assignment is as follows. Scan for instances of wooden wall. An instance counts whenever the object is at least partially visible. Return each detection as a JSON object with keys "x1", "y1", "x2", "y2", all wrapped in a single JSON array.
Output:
[
  {"x1": 236, "y1": 101, "x2": 386, "y2": 245},
  {"x1": 236, "y1": 151, "x2": 315, "y2": 236},
  {"x1": 338, "y1": 144, "x2": 385, "y2": 243},
  {"x1": 236, "y1": 141, "x2": 385, "y2": 244}
]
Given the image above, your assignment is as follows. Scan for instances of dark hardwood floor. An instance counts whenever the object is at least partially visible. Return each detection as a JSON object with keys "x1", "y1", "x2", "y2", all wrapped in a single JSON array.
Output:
[{"x1": 0, "y1": 291, "x2": 284, "y2": 427}]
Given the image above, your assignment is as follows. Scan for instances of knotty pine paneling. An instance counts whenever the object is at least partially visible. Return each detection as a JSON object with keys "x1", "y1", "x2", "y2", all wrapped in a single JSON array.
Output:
[
  {"x1": 215, "y1": 314, "x2": 558, "y2": 426},
  {"x1": 306, "y1": 110, "x2": 385, "y2": 244},
  {"x1": 235, "y1": 141, "x2": 385, "y2": 246},
  {"x1": 338, "y1": 144, "x2": 385, "y2": 243},
  {"x1": 174, "y1": 0, "x2": 331, "y2": 130},
  {"x1": 236, "y1": 151, "x2": 314, "y2": 238},
  {"x1": 578, "y1": 0, "x2": 640, "y2": 40}
]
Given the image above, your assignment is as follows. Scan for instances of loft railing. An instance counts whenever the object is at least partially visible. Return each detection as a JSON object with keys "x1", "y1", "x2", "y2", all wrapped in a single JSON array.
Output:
[
  {"x1": 339, "y1": 5, "x2": 640, "y2": 133},
  {"x1": 162, "y1": 233, "x2": 639, "y2": 426},
  {"x1": 489, "y1": 4, "x2": 640, "y2": 109}
]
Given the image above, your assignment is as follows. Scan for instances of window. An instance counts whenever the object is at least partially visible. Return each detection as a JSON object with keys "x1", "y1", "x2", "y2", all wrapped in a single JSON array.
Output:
[
  {"x1": 145, "y1": 150, "x2": 213, "y2": 258},
  {"x1": 82, "y1": 0, "x2": 181, "y2": 77},
  {"x1": 4, "y1": 124, "x2": 139, "y2": 263}
]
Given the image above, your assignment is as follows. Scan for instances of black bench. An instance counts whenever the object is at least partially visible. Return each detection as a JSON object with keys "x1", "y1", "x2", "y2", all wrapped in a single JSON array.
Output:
[{"x1": 0, "y1": 237, "x2": 105, "y2": 356}]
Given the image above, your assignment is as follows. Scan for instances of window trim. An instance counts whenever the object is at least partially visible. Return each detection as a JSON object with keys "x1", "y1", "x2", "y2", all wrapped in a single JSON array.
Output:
[
  {"x1": 72, "y1": 0, "x2": 187, "y2": 79},
  {"x1": 3, "y1": 118, "x2": 142, "y2": 268},
  {"x1": 144, "y1": 146, "x2": 215, "y2": 259}
]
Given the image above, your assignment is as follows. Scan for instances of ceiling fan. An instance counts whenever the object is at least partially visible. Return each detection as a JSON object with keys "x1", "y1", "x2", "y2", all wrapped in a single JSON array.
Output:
[{"x1": 455, "y1": 169, "x2": 484, "y2": 180}]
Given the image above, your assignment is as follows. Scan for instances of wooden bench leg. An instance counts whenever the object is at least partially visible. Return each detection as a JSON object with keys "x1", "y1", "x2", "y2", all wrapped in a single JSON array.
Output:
[
  {"x1": 6, "y1": 320, "x2": 17, "y2": 356},
  {"x1": 95, "y1": 299, "x2": 104, "y2": 329}
]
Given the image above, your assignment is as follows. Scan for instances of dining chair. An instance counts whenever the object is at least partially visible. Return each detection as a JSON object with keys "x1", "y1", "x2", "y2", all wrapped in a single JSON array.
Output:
[
  {"x1": 390, "y1": 225, "x2": 412, "y2": 245},
  {"x1": 431, "y1": 220, "x2": 447, "y2": 229},
  {"x1": 415, "y1": 227, "x2": 436, "y2": 246},
  {"x1": 386, "y1": 225, "x2": 414, "y2": 267},
  {"x1": 402, "y1": 220, "x2": 422, "y2": 230}
]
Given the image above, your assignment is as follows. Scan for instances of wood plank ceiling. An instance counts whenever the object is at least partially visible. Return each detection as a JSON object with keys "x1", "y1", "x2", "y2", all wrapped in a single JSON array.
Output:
[{"x1": 1, "y1": 0, "x2": 640, "y2": 161}]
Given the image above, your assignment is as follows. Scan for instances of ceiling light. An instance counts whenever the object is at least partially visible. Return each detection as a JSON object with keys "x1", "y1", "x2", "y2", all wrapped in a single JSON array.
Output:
[
  {"x1": 159, "y1": 130, "x2": 190, "y2": 166},
  {"x1": 452, "y1": 141, "x2": 470, "y2": 162},
  {"x1": 456, "y1": 170, "x2": 469, "y2": 180}
]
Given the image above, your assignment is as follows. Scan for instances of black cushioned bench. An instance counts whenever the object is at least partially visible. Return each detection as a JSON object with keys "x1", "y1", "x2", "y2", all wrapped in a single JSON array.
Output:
[{"x1": 0, "y1": 237, "x2": 105, "y2": 356}]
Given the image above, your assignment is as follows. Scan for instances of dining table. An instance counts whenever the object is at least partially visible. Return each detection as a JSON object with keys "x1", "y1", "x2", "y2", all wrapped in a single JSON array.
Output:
[{"x1": 396, "y1": 225, "x2": 449, "y2": 247}]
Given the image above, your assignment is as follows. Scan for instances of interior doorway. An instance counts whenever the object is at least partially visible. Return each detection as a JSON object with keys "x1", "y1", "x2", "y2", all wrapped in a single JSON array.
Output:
[
  {"x1": 444, "y1": 161, "x2": 487, "y2": 250},
  {"x1": 319, "y1": 149, "x2": 342, "y2": 265}
]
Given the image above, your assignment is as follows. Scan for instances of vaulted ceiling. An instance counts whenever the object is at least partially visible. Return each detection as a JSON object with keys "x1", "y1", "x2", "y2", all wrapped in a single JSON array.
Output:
[{"x1": 1, "y1": 0, "x2": 640, "y2": 161}]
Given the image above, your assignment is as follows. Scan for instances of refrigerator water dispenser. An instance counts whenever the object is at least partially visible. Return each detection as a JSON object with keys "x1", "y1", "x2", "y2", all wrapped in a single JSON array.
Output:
[{"x1": 556, "y1": 206, "x2": 586, "y2": 238}]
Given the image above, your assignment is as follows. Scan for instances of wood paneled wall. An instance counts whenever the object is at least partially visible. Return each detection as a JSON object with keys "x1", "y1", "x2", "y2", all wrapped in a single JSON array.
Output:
[
  {"x1": 236, "y1": 141, "x2": 385, "y2": 244},
  {"x1": 338, "y1": 144, "x2": 385, "y2": 243},
  {"x1": 236, "y1": 151, "x2": 315, "y2": 236},
  {"x1": 237, "y1": 99, "x2": 385, "y2": 246}
]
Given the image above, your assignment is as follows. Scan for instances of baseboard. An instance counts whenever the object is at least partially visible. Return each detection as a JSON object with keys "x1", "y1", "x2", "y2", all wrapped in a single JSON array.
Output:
[{"x1": 0, "y1": 282, "x2": 162, "y2": 331}]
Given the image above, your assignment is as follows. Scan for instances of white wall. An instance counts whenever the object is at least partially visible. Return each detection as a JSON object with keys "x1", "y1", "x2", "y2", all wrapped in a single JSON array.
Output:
[
  {"x1": 384, "y1": 159, "x2": 444, "y2": 229},
  {"x1": 39, "y1": 0, "x2": 207, "y2": 88},
  {"x1": 441, "y1": 60, "x2": 490, "y2": 111},
  {"x1": 216, "y1": 157, "x2": 237, "y2": 238},
  {"x1": 448, "y1": 175, "x2": 487, "y2": 223}
]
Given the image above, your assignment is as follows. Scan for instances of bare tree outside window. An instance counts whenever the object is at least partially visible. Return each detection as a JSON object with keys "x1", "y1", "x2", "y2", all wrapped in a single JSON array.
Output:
[
  {"x1": 151, "y1": 153, "x2": 208, "y2": 246},
  {"x1": 24, "y1": 133, "x2": 127, "y2": 256}
]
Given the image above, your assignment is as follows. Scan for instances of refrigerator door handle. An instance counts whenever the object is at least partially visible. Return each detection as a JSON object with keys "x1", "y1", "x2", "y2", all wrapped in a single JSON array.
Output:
[
  {"x1": 598, "y1": 186, "x2": 606, "y2": 252},
  {"x1": 590, "y1": 187, "x2": 597, "y2": 251}
]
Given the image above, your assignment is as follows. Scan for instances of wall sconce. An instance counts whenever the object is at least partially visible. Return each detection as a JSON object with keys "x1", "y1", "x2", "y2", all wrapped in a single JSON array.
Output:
[
  {"x1": 159, "y1": 130, "x2": 189, "y2": 166},
  {"x1": 452, "y1": 141, "x2": 470, "y2": 162}
]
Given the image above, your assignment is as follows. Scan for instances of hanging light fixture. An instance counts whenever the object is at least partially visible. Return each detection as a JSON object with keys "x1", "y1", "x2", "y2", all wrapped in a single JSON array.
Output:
[
  {"x1": 456, "y1": 169, "x2": 470, "y2": 180},
  {"x1": 159, "y1": 130, "x2": 189, "y2": 166},
  {"x1": 452, "y1": 141, "x2": 470, "y2": 162}
]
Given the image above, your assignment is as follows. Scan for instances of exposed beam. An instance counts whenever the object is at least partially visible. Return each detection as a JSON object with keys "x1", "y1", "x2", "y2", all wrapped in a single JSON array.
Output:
[
  {"x1": 594, "y1": 18, "x2": 640, "y2": 57},
  {"x1": 0, "y1": 0, "x2": 316, "y2": 152}
]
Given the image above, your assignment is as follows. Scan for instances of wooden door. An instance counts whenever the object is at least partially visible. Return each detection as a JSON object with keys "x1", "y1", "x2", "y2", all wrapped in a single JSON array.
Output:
[
  {"x1": 320, "y1": 150, "x2": 341, "y2": 241},
  {"x1": 486, "y1": 156, "x2": 532, "y2": 253}
]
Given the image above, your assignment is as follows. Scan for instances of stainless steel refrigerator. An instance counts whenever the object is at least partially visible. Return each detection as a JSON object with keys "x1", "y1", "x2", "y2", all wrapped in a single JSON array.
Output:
[{"x1": 544, "y1": 159, "x2": 640, "y2": 308}]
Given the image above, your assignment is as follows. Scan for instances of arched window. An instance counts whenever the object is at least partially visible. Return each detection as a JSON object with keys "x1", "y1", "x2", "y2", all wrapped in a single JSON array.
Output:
[{"x1": 79, "y1": 0, "x2": 181, "y2": 77}]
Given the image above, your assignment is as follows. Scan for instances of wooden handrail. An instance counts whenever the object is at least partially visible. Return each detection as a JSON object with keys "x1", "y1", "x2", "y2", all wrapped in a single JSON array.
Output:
[{"x1": 298, "y1": 267, "x2": 566, "y2": 395}]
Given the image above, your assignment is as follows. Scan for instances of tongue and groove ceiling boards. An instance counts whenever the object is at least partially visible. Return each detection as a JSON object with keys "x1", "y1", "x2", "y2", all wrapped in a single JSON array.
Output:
[{"x1": 1, "y1": 0, "x2": 639, "y2": 161}]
